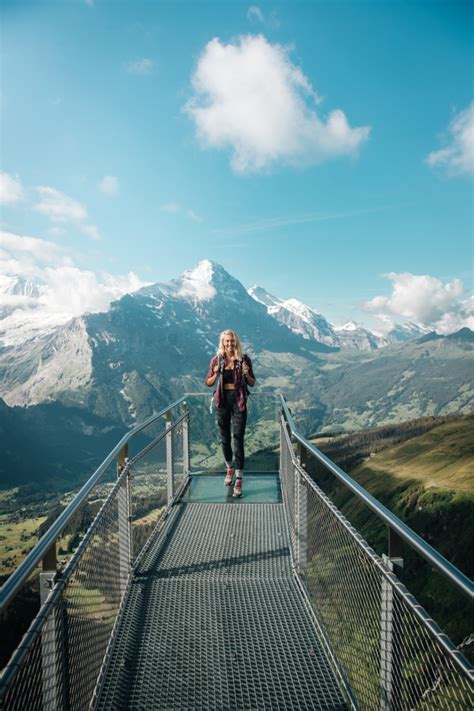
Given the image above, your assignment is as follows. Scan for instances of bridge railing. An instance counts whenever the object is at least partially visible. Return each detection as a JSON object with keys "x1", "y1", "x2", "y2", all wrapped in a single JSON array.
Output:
[
  {"x1": 0, "y1": 392, "x2": 280, "y2": 708},
  {"x1": 0, "y1": 396, "x2": 190, "y2": 710},
  {"x1": 279, "y1": 395, "x2": 474, "y2": 710}
]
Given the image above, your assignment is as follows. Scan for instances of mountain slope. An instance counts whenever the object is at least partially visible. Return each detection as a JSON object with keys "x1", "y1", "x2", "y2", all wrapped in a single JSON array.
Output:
[
  {"x1": 0, "y1": 261, "x2": 331, "y2": 423},
  {"x1": 248, "y1": 284, "x2": 428, "y2": 350},
  {"x1": 307, "y1": 330, "x2": 473, "y2": 433},
  {"x1": 351, "y1": 413, "x2": 474, "y2": 491},
  {"x1": 0, "y1": 261, "x2": 471, "y2": 435}
]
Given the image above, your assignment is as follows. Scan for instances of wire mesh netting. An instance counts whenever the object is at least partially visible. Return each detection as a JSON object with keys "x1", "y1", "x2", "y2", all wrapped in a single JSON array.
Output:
[
  {"x1": 1, "y1": 404, "x2": 189, "y2": 710},
  {"x1": 128, "y1": 418, "x2": 168, "y2": 563},
  {"x1": 1, "y1": 471, "x2": 129, "y2": 711},
  {"x1": 0, "y1": 597, "x2": 68, "y2": 711},
  {"x1": 279, "y1": 417, "x2": 474, "y2": 710}
]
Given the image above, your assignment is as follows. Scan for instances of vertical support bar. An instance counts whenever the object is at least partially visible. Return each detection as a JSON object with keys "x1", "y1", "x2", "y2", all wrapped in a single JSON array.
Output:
[
  {"x1": 380, "y1": 554, "x2": 394, "y2": 710},
  {"x1": 40, "y1": 541, "x2": 62, "y2": 709},
  {"x1": 380, "y1": 549, "x2": 402, "y2": 710},
  {"x1": 117, "y1": 443, "x2": 130, "y2": 596},
  {"x1": 296, "y1": 443, "x2": 308, "y2": 579},
  {"x1": 279, "y1": 412, "x2": 284, "y2": 481},
  {"x1": 182, "y1": 403, "x2": 190, "y2": 478},
  {"x1": 166, "y1": 412, "x2": 174, "y2": 504}
]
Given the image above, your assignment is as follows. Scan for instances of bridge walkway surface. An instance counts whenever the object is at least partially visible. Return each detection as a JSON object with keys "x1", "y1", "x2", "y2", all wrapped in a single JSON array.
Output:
[{"x1": 93, "y1": 473, "x2": 349, "y2": 710}]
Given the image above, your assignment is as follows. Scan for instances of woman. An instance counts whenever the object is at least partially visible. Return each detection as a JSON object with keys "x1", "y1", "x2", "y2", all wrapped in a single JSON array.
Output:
[{"x1": 205, "y1": 330, "x2": 255, "y2": 497}]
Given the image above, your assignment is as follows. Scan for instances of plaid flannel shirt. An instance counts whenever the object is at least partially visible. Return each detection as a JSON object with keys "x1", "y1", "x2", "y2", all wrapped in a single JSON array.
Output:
[{"x1": 206, "y1": 354, "x2": 255, "y2": 411}]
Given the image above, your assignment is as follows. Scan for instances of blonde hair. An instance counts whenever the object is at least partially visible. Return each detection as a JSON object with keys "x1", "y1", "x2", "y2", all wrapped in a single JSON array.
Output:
[{"x1": 217, "y1": 329, "x2": 243, "y2": 360}]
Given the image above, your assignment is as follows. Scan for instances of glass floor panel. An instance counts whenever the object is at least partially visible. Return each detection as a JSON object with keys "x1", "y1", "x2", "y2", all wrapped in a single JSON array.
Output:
[{"x1": 183, "y1": 473, "x2": 281, "y2": 504}]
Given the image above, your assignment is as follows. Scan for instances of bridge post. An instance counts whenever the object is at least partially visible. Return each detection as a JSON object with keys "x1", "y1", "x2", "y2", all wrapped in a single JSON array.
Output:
[
  {"x1": 117, "y1": 444, "x2": 131, "y2": 595},
  {"x1": 166, "y1": 412, "x2": 174, "y2": 504},
  {"x1": 40, "y1": 541, "x2": 65, "y2": 709},
  {"x1": 380, "y1": 545, "x2": 403, "y2": 710},
  {"x1": 182, "y1": 403, "x2": 190, "y2": 478},
  {"x1": 296, "y1": 443, "x2": 308, "y2": 579}
]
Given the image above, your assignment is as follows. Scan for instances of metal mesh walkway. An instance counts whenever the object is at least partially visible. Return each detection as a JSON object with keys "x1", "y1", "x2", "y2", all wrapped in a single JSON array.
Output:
[{"x1": 94, "y1": 496, "x2": 349, "y2": 710}]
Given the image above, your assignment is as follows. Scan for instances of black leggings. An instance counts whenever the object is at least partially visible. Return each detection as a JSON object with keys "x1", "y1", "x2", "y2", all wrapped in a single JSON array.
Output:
[{"x1": 216, "y1": 390, "x2": 247, "y2": 470}]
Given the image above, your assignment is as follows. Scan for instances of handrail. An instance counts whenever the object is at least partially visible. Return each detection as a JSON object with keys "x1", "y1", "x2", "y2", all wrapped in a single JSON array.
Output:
[
  {"x1": 279, "y1": 394, "x2": 474, "y2": 601},
  {"x1": 0, "y1": 395, "x2": 188, "y2": 612}
]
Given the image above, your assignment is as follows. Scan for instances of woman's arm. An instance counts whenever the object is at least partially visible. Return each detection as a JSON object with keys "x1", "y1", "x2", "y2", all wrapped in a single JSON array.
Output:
[
  {"x1": 206, "y1": 357, "x2": 219, "y2": 387},
  {"x1": 242, "y1": 356, "x2": 255, "y2": 387}
]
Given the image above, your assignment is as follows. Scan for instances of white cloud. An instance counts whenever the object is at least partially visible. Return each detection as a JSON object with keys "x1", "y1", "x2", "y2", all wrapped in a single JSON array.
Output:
[
  {"x1": 126, "y1": 58, "x2": 154, "y2": 75},
  {"x1": 34, "y1": 186, "x2": 87, "y2": 223},
  {"x1": 426, "y1": 102, "x2": 474, "y2": 177},
  {"x1": 34, "y1": 185, "x2": 101, "y2": 239},
  {"x1": 363, "y1": 272, "x2": 472, "y2": 334},
  {"x1": 98, "y1": 175, "x2": 120, "y2": 196},
  {"x1": 0, "y1": 230, "x2": 71, "y2": 278},
  {"x1": 0, "y1": 231, "x2": 151, "y2": 342},
  {"x1": 247, "y1": 5, "x2": 264, "y2": 23},
  {"x1": 0, "y1": 172, "x2": 24, "y2": 204},
  {"x1": 39, "y1": 267, "x2": 146, "y2": 316},
  {"x1": 161, "y1": 202, "x2": 180, "y2": 214},
  {"x1": 185, "y1": 35, "x2": 370, "y2": 173},
  {"x1": 48, "y1": 227, "x2": 66, "y2": 237}
]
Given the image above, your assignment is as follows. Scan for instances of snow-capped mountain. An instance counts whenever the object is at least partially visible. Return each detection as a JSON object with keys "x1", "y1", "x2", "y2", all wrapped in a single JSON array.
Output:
[
  {"x1": 0, "y1": 275, "x2": 71, "y2": 347},
  {"x1": 332, "y1": 320, "x2": 382, "y2": 350},
  {"x1": 0, "y1": 260, "x2": 331, "y2": 414},
  {"x1": 248, "y1": 286, "x2": 336, "y2": 346},
  {"x1": 249, "y1": 285, "x2": 428, "y2": 351},
  {"x1": 0, "y1": 261, "x2": 471, "y2": 441},
  {"x1": 0, "y1": 275, "x2": 42, "y2": 299}
]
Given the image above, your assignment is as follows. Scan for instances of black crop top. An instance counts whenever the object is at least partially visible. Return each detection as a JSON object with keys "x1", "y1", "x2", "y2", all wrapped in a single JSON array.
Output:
[{"x1": 223, "y1": 368, "x2": 234, "y2": 384}]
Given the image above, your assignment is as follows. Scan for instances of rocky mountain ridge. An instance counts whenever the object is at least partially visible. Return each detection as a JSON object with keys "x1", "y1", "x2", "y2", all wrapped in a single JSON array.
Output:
[
  {"x1": 0, "y1": 261, "x2": 472, "y2": 435},
  {"x1": 248, "y1": 284, "x2": 428, "y2": 350}
]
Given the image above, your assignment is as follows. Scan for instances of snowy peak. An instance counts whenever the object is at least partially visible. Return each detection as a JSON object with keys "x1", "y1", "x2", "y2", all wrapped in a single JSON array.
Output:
[
  {"x1": 177, "y1": 260, "x2": 217, "y2": 302},
  {"x1": 248, "y1": 285, "x2": 336, "y2": 346},
  {"x1": 0, "y1": 275, "x2": 42, "y2": 299},
  {"x1": 248, "y1": 285, "x2": 281, "y2": 309}
]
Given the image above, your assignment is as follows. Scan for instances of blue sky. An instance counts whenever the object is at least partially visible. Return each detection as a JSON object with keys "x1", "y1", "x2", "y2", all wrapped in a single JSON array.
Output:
[{"x1": 1, "y1": 0, "x2": 473, "y2": 332}]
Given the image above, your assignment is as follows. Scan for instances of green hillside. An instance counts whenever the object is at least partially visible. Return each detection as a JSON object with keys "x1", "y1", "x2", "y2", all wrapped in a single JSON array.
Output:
[
  {"x1": 351, "y1": 413, "x2": 474, "y2": 492},
  {"x1": 311, "y1": 414, "x2": 474, "y2": 651}
]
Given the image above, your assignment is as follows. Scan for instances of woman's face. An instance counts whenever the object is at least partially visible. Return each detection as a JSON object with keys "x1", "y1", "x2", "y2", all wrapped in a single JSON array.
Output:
[{"x1": 222, "y1": 334, "x2": 236, "y2": 353}]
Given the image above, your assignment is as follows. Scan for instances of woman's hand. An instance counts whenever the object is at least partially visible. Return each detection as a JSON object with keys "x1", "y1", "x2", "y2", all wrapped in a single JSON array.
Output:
[{"x1": 242, "y1": 362, "x2": 249, "y2": 375}]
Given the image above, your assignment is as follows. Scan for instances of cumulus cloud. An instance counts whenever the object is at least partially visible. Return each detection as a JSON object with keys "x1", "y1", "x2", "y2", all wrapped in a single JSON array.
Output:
[
  {"x1": 126, "y1": 58, "x2": 154, "y2": 75},
  {"x1": 0, "y1": 231, "x2": 151, "y2": 340},
  {"x1": 185, "y1": 34, "x2": 370, "y2": 173},
  {"x1": 34, "y1": 186, "x2": 87, "y2": 222},
  {"x1": 363, "y1": 272, "x2": 473, "y2": 334},
  {"x1": 98, "y1": 175, "x2": 120, "y2": 196},
  {"x1": 0, "y1": 230, "x2": 71, "y2": 278},
  {"x1": 426, "y1": 102, "x2": 474, "y2": 177},
  {"x1": 0, "y1": 172, "x2": 25, "y2": 204},
  {"x1": 34, "y1": 185, "x2": 101, "y2": 239}
]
